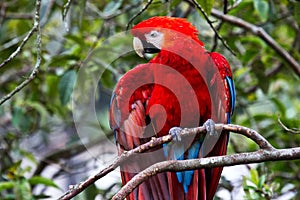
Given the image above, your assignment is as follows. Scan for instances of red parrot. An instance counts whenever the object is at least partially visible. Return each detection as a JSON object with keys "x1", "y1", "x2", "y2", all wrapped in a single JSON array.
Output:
[{"x1": 109, "y1": 16, "x2": 235, "y2": 200}]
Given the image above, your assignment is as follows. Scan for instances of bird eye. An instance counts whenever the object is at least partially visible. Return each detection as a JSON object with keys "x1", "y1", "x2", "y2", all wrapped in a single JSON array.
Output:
[{"x1": 150, "y1": 31, "x2": 159, "y2": 38}]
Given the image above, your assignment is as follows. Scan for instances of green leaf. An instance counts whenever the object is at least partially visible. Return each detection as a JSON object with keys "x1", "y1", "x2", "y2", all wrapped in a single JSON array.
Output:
[
  {"x1": 28, "y1": 176, "x2": 59, "y2": 189},
  {"x1": 170, "y1": 0, "x2": 182, "y2": 9},
  {"x1": 103, "y1": 0, "x2": 123, "y2": 17},
  {"x1": 82, "y1": 183, "x2": 98, "y2": 199},
  {"x1": 0, "y1": 182, "x2": 14, "y2": 192},
  {"x1": 20, "y1": 150, "x2": 37, "y2": 164},
  {"x1": 293, "y1": 2, "x2": 300, "y2": 26},
  {"x1": 258, "y1": 174, "x2": 266, "y2": 189},
  {"x1": 47, "y1": 54, "x2": 79, "y2": 67},
  {"x1": 253, "y1": 0, "x2": 269, "y2": 21},
  {"x1": 252, "y1": 60, "x2": 269, "y2": 93},
  {"x1": 250, "y1": 168, "x2": 259, "y2": 185},
  {"x1": 14, "y1": 179, "x2": 32, "y2": 200},
  {"x1": 77, "y1": 0, "x2": 88, "y2": 28},
  {"x1": 6, "y1": 160, "x2": 22, "y2": 179},
  {"x1": 25, "y1": 101, "x2": 49, "y2": 127},
  {"x1": 58, "y1": 70, "x2": 77, "y2": 105},
  {"x1": 65, "y1": 34, "x2": 85, "y2": 47},
  {"x1": 196, "y1": 0, "x2": 214, "y2": 15},
  {"x1": 243, "y1": 176, "x2": 258, "y2": 191},
  {"x1": 12, "y1": 107, "x2": 32, "y2": 133},
  {"x1": 240, "y1": 36, "x2": 266, "y2": 49},
  {"x1": 101, "y1": 69, "x2": 114, "y2": 88},
  {"x1": 228, "y1": 0, "x2": 235, "y2": 6},
  {"x1": 243, "y1": 184, "x2": 258, "y2": 190},
  {"x1": 7, "y1": 20, "x2": 31, "y2": 36},
  {"x1": 270, "y1": 97, "x2": 286, "y2": 117},
  {"x1": 46, "y1": 75, "x2": 59, "y2": 100}
]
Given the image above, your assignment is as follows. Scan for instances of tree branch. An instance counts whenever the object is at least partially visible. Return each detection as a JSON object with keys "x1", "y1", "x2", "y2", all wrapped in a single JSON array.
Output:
[
  {"x1": 211, "y1": 8, "x2": 300, "y2": 78},
  {"x1": 112, "y1": 147, "x2": 300, "y2": 200},
  {"x1": 58, "y1": 123, "x2": 282, "y2": 199},
  {"x1": 0, "y1": 0, "x2": 42, "y2": 105}
]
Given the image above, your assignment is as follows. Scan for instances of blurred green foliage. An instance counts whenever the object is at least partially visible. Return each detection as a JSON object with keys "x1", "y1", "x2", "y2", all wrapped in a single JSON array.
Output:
[{"x1": 0, "y1": 0, "x2": 299, "y2": 199}]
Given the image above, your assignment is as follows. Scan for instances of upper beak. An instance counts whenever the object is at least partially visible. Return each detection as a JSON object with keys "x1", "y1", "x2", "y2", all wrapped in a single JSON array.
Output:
[
  {"x1": 133, "y1": 37, "x2": 145, "y2": 58},
  {"x1": 133, "y1": 37, "x2": 161, "y2": 58}
]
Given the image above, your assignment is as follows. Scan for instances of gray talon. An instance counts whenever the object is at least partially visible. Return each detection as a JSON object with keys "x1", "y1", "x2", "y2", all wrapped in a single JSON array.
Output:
[
  {"x1": 204, "y1": 119, "x2": 216, "y2": 136},
  {"x1": 169, "y1": 127, "x2": 182, "y2": 141}
]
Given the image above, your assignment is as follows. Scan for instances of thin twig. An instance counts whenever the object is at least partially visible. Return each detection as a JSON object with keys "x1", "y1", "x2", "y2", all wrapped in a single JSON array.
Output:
[
  {"x1": 211, "y1": 22, "x2": 224, "y2": 52},
  {"x1": 2, "y1": 13, "x2": 34, "y2": 19},
  {"x1": 0, "y1": 26, "x2": 36, "y2": 70},
  {"x1": 221, "y1": 124, "x2": 275, "y2": 150},
  {"x1": 0, "y1": 3, "x2": 6, "y2": 25},
  {"x1": 112, "y1": 147, "x2": 300, "y2": 200},
  {"x1": 278, "y1": 115, "x2": 300, "y2": 134},
  {"x1": 223, "y1": 0, "x2": 228, "y2": 14},
  {"x1": 190, "y1": 0, "x2": 236, "y2": 56},
  {"x1": 211, "y1": 8, "x2": 300, "y2": 78},
  {"x1": 0, "y1": 0, "x2": 42, "y2": 105},
  {"x1": 62, "y1": 0, "x2": 73, "y2": 22},
  {"x1": 126, "y1": 0, "x2": 153, "y2": 31}
]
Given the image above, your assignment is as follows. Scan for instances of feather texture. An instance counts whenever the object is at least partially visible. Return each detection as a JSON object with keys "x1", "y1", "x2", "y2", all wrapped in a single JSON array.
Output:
[{"x1": 109, "y1": 16, "x2": 235, "y2": 200}]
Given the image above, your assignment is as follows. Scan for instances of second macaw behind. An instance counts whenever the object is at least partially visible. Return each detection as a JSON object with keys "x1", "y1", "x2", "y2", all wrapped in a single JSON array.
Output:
[{"x1": 110, "y1": 16, "x2": 235, "y2": 200}]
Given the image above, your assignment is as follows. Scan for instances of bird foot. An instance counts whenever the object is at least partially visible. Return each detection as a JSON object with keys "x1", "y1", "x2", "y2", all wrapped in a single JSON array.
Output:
[
  {"x1": 204, "y1": 119, "x2": 217, "y2": 136},
  {"x1": 169, "y1": 127, "x2": 182, "y2": 142}
]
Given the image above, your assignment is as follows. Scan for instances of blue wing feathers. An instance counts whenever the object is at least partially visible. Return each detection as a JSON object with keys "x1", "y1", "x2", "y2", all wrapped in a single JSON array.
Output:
[
  {"x1": 175, "y1": 141, "x2": 202, "y2": 192},
  {"x1": 174, "y1": 144, "x2": 185, "y2": 183},
  {"x1": 225, "y1": 76, "x2": 236, "y2": 116},
  {"x1": 182, "y1": 141, "x2": 201, "y2": 192}
]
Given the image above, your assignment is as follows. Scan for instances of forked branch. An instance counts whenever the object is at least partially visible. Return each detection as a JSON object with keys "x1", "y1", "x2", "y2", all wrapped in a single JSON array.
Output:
[
  {"x1": 112, "y1": 147, "x2": 300, "y2": 200},
  {"x1": 59, "y1": 123, "x2": 300, "y2": 200}
]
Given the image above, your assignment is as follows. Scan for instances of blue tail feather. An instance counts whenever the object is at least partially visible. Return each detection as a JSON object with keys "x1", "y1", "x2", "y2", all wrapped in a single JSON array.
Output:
[
  {"x1": 174, "y1": 144, "x2": 185, "y2": 183},
  {"x1": 165, "y1": 136, "x2": 202, "y2": 193},
  {"x1": 225, "y1": 76, "x2": 236, "y2": 116},
  {"x1": 180, "y1": 141, "x2": 201, "y2": 193}
]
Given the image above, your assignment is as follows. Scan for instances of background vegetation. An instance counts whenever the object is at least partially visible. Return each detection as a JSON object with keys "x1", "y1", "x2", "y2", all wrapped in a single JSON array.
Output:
[{"x1": 0, "y1": 0, "x2": 299, "y2": 199}]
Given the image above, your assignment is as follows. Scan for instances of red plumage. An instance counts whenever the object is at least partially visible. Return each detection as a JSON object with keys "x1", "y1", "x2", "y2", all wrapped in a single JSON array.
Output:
[{"x1": 110, "y1": 16, "x2": 235, "y2": 200}]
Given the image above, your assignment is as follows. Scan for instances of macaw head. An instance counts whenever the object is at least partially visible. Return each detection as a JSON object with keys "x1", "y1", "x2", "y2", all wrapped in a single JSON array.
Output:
[{"x1": 131, "y1": 16, "x2": 204, "y2": 58}]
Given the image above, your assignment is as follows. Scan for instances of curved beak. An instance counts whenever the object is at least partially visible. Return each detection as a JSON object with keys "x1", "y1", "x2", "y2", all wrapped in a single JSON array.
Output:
[
  {"x1": 133, "y1": 37, "x2": 161, "y2": 58},
  {"x1": 133, "y1": 37, "x2": 144, "y2": 58}
]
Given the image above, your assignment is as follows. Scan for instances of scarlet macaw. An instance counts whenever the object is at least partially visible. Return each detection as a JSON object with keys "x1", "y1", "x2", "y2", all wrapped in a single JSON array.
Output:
[{"x1": 110, "y1": 16, "x2": 235, "y2": 200}]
